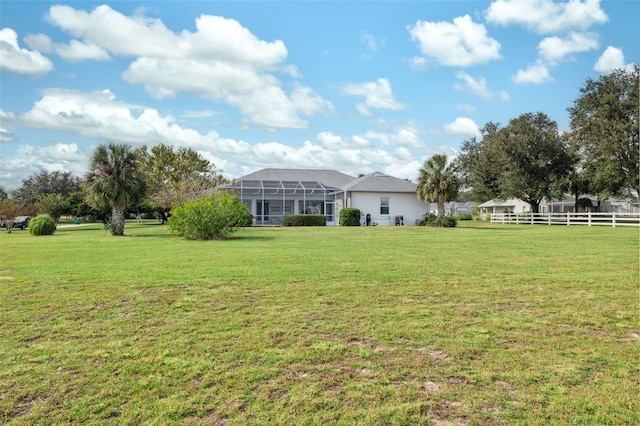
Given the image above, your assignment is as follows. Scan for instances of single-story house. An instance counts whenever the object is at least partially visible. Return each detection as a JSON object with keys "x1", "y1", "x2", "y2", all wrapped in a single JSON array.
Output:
[
  {"x1": 224, "y1": 168, "x2": 430, "y2": 226},
  {"x1": 479, "y1": 194, "x2": 640, "y2": 219},
  {"x1": 540, "y1": 194, "x2": 640, "y2": 213},
  {"x1": 477, "y1": 198, "x2": 531, "y2": 219}
]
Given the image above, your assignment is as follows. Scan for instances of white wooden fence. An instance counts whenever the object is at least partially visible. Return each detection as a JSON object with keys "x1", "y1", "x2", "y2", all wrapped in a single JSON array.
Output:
[{"x1": 490, "y1": 212, "x2": 640, "y2": 227}]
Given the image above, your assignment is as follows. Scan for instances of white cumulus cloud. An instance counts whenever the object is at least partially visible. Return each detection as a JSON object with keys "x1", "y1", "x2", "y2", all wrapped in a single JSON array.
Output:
[
  {"x1": 485, "y1": 0, "x2": 608, "y2": 34},
  {"x1": 408, "y1": 15, "x2": 501, "y2": 67},
  {"x1": 454, "y1": 71, "x2": 509, "y2": 101},
  {"x1": 24, "y1": 33, "x2": 54, "y2": 53},
  {"x1": 0, "y1": 28, "x2": 54, "y2": 75},
  {"x1": 512, "y1": 62, "x2": 553, "y2": 84},
  {"x1": 594, "y1": 46, "x2": 635, "y2": 74},
  {"x1": 14, "y1": 88, "x2": 252, "y2": 154},
  {"x1": 512, "y1": 32, "x2": 598, "y2": 85},
  {"x1": 55, "y1": 39, "x2": 110, "y2": 62},
  {"x1": 343, "y1": 78, "x2": 407, "y2": 116},
  {"x1": 45, "y1": 5, "x2": 333, "y2": 129},
  {"x1": 457, "y1": 104, "x2": 476, "y2": 114},
  {"x1": 1, "y1": 143, "x2": 89, "y2": 189},
  {"x1": 443, "y1": 117, "x2": 481, "y2": 138},
  {"x1": 538, "y1": 32, "x2": 599, "y2": 65}
]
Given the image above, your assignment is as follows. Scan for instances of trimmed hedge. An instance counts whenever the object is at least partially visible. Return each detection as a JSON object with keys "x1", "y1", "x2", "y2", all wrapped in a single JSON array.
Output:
[
  {"x1": 339, "y1": 207, "x2": 361, "y2": 226},
  {"x1": 29, "y1": 214, "x2": 56, "y2": 235},
  {"x1": 282, "y1": 214, "x2": 326, "y2": 226}
]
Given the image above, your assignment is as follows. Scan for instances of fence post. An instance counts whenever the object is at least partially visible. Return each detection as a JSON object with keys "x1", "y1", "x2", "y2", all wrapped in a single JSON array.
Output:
[
  {"x1": 548, "y1": 214, "x2": 551, "y2": 225},
  {"x1": 567, "y1": 212, "x2": 570, "y2": 226},
  {"x1": 612, "y1": 212, "x2": 616, "y2": 228},
  {"x1": 588, "y1": 212, "x2": 591, "y2": 226}
]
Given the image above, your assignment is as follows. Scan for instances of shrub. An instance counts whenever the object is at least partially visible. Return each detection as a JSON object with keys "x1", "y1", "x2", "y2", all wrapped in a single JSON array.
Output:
[
  {"x1": 432, "y1": 216, "x2": 457, "y2": 227},
  {"x1": 283, "y1": 214, "x2": 326, "y2": 226},
  {"x1": 167, "y1": 191, "x2": 252, "y2": 240},
  {"x1": 29, "y1": 214, "x2": 56, "y2": 235},
  {"x1": 456, "y1": 212, "x2": 473, "y2": 221},
  {"x1": 339, "y1": 208, "x2": 361, "y2": 226},
  {"x1": 418, "y1": 212, "x2": 457, "y2": 227},
  {"x1": 418, "y1": 212, "x2": 436, "y2": 226}
]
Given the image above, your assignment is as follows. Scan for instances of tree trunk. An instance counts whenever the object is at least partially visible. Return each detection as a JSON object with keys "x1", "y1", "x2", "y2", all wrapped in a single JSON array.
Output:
[
  {"x1": 111, "y1": 206, "x2": 126, "y2": 236},
  {"x1": 529, "y1": 200, "x2": 540, "y2": 214},
  {"x1": 437, "y1": 196, "x2": 445, "y2": 217}
]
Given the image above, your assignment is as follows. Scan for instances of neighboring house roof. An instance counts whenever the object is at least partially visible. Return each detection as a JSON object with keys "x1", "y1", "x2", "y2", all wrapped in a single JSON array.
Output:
[
  {"x1": 477, "y1": 198, "x2": 528, "y2": 208},
  {"x1": 235, "y1": 168, "x2": 356, "y2": 189},
  {"x1": 541, "y1": 194, "x2": 578, "y2": 204},
  {"x1": 340, "y1": 172, "x2": 417, "y2": 193}
]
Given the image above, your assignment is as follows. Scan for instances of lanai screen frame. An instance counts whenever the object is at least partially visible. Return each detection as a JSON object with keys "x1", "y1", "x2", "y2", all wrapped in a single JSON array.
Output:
[{"x1": 234, "y1": 179, "x2": 340, "y2": 225}]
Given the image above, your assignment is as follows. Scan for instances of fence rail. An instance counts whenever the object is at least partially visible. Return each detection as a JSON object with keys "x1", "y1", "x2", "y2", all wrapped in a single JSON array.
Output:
[{"x1": 490, "y1": 212, "x2": 640, "y2": 227}]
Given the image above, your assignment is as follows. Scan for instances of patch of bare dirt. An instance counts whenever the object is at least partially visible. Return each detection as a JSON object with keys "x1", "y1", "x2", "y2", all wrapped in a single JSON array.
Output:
[
  {"x1": 12, "y1": 396, "x2": 46, "y2": 418},
  {"x1": 496, "y1": 380, "x2": 518, "y2": 404},
  {"x1": 420, "y1": 380, "x2": 443, "y2": 393},
  {"x1": 420, "y1": 344, "x2": 451, "y2": 362},
  {"x1": 193, "y1": 409, "x2": 230, "y2": 425},
  {"x1": 619, "y1": 332, "x2": 640, "y2": 343},
  {"x1": 430, "y1": 401, "x2": 468, "y2": 425}
]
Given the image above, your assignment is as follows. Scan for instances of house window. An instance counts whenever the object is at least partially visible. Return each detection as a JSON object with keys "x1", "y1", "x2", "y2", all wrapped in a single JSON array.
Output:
[
  {"x1": 299, "y1": 200, "x2": 323, "y2": 215},
  {"x1": 380, "y1": 197, "x2": 389, "y2": 215}
]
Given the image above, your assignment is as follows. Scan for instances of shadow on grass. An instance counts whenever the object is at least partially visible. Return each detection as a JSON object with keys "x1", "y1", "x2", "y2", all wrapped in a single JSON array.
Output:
[
  {"x1": 56, "y1": 227, "x2": 105, "y2": 233},
  {"x1": 457, "y1": 222, "x2": 530, "y2": 230},
  {"x1": 230, "y1": 233, "x2": 276, "y2": 241}
]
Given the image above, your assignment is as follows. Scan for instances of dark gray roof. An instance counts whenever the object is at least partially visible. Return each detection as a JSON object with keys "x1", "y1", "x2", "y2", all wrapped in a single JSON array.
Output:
[
  {"x1": 340, "y1": 172, "x2": 416, "y2": 193},
  {"x1": 236, "y1": 168, "x2": 356, "y2": 188},
  {"x1": 230, "y1": 168, "x2": 417, "y2": 193}
]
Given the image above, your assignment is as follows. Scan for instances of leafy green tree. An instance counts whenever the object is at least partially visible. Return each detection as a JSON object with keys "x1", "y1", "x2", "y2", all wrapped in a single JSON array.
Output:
[
  {"x1": 64, "y1": 191, "x2": 92, "y2": 218},
  {"x1": 498, "y1": 112, "x2": 573, "y2": 213},
  {"x1": 62, "y1": 190, "x2": 110, "y2": 223},
  {"x1": 416, "y1": 154, "x2": 460, "y2": 217},
  {"x1": 458, "y1": 113, "x2": 573, "y2": 213},
  {"x1": 35, "y1": 193, "x2": 66, "y2": 223},
  {"x1": 568, "y1": 66, "x2": 639, "y2": 199},
  {"x1": 0, "y1": 186, "x2": 8, "y2": 201},
  {"x1": 167, "y1": 190, "x2": 251, "y2": 240},
  {"x1": 84, "y1": 143, "x2": 147, "y2": 236},
  {"x1": 456, "y1": 122, "x2": 506, "y2": 202},
  {"x1": 12, "y1": 170, "x2": 81, "y2": 203},
  {"x1": 136, "y1": 144, "x2": 227, "y2": 223}
]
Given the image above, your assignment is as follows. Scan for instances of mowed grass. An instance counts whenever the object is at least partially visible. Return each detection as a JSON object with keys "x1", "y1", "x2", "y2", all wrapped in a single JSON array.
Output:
[{"x1": 1, "y1": 222, "x2": 638, "y2": 425}]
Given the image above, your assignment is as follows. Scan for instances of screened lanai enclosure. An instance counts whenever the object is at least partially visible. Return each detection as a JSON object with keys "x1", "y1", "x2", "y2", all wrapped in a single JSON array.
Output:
[
  {"x1": 235, "y1": 179, "x2": 339, "y2": 225},
  {"x1": 227, "y1": 169, "x2": 357, "y2": 226}
]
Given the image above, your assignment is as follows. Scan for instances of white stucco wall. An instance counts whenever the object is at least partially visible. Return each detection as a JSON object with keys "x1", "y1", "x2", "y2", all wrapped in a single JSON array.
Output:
[
  {"x1": 479, "y1": 199, "x2": 531, "y2": 219},
  {"x1": 348, "y1": 192, "x2": 428, "y2": 226}
]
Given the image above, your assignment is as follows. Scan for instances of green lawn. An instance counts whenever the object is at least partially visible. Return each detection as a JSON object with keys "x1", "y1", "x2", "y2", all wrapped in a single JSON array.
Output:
[{"x1": 1, "y1": 222, "x2": 638, "y2": 425}]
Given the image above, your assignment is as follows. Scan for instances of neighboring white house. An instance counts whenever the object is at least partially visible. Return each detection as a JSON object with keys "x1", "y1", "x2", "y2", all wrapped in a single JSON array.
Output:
[
  {"x1": 479, "y1": 194, "x2": 640, "y2": 219},
  {"x1": 540, "y1": 194, "x2": 640, "y2": 213},
  {"x1": 225, "y1": 168, "x2": 430, "y2": 226},
  {"x1": 477, "y1": 198, "x2": 531, "y2": 219}
]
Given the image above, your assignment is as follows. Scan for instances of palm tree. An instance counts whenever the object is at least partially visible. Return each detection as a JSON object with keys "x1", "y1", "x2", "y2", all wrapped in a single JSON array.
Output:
[
  {"x1": 416, "y1": 154, "x2": 460, "y2": 217},
  {"x1": 84, "y1": 143, "x2": 146, "y2": 236}
]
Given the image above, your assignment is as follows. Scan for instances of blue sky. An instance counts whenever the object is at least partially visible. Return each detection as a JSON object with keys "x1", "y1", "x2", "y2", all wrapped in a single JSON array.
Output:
[{"x1": 1, "y1": 0, "x2": 638, "y2": 190}]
